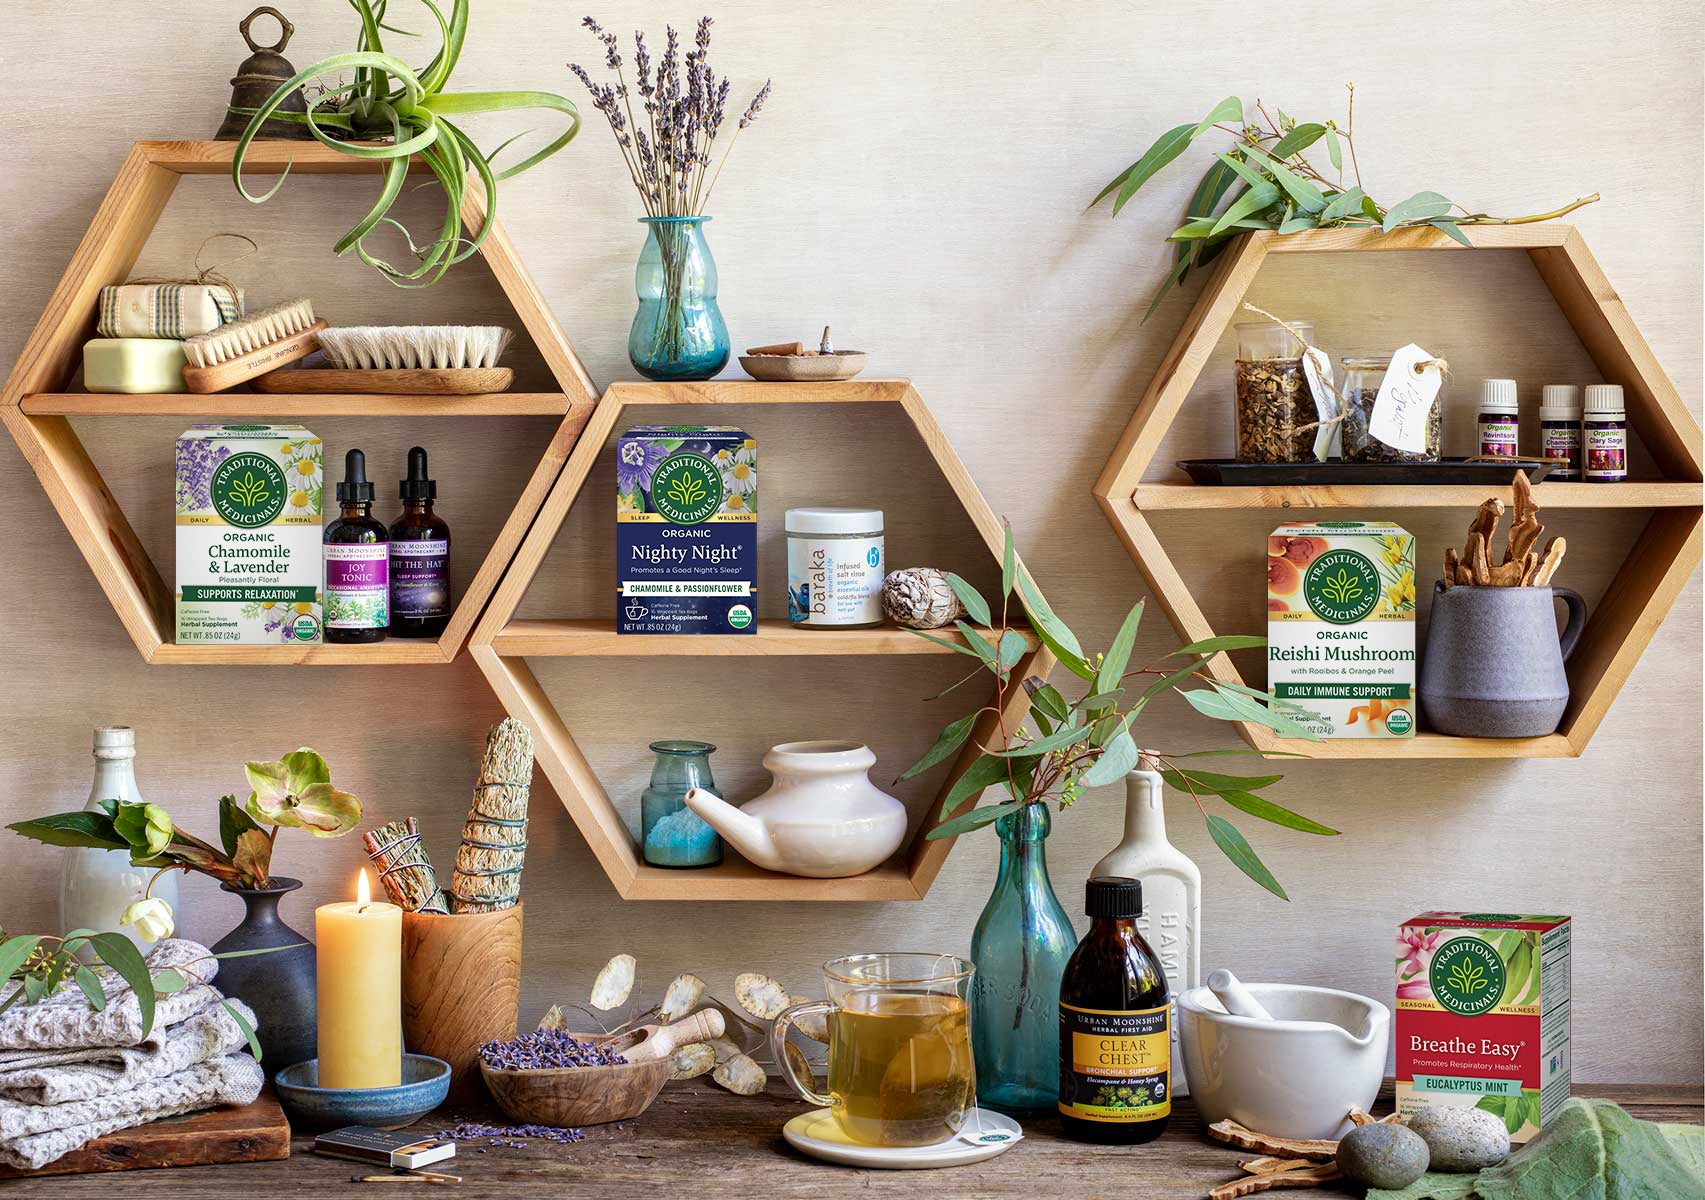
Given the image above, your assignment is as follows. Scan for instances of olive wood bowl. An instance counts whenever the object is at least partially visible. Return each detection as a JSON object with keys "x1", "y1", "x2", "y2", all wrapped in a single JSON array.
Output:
[{"x1": 738, "y1": 350, "x2": 867, "y2": 381}]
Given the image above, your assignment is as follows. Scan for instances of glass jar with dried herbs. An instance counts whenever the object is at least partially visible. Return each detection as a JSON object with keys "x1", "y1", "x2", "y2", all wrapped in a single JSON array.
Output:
[
  {"x1": 1234, "y1": 320, "x2": 1319, "y2": 463},
  {"x1": 1340, "y1": 355, "x2": 1443, "y2": 462}
]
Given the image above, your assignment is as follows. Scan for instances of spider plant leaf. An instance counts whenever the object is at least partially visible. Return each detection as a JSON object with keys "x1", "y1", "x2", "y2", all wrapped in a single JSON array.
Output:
[{"x1": 421, "y1": 91, "x2": 582, "y2": 180}]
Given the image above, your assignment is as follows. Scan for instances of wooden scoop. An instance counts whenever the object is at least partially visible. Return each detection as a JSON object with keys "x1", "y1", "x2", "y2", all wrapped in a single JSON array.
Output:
[{"x1": 601, "y1": 1009, "x2": 725, "y2": 1062}]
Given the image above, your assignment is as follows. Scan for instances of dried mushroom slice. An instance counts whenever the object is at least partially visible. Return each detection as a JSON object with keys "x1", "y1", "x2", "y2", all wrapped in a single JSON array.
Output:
[
  {"x1": 669, "y1": 1042, "x2": 716, "y2": 1081},
  {"x1": 789, "y1": 995, "x2": 828, "y2": 1042},
  {"x1": 734, "y1": 972, "x2": 790, "y2": 1020},
  {"x1": 712, "y1": 1052, "x2": 767, "y2": 1095},
  {"x1": 660, "y1": 973, "x2": 707, "y2": 1024},
  {"x1": 590, "y1": 953, "x2": 638, "y2": 1011}
]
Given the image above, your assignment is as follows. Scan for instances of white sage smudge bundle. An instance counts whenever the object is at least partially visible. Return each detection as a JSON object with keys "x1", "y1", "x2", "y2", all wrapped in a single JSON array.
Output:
[
  {"x1": 363, "y1": 817, "x2": 450, "y2": 913},
  {"x1": 451, "y1": 719, "x2": 535, "y2": 913},
  {"x1": 881, "y1": 567, "x2": 965, "y2": 630}
]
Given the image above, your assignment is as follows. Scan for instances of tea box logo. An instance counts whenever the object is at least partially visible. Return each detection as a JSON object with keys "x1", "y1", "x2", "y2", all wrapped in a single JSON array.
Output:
[
  {"x1": 211, "y1": 452, "x2": 287, "y2": 528},
  {"x1": 1429, "y1": 936, "x2": 1507, "y2": 1016},
  {"x1": 1304, "y1": 549, "x2": 1382, "y2": 624},
  {"x1": 650, "y1": 453, "x2": 724, "y2": 525}
]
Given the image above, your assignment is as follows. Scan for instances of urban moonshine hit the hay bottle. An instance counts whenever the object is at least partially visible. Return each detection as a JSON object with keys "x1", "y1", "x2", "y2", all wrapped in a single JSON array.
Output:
[
  {"x1": 388, "y1": 447, "x2": 451, "y2": 638},
  {"x1": 1058, "y1": 876, "x2": 1171, "y2": 1144}
]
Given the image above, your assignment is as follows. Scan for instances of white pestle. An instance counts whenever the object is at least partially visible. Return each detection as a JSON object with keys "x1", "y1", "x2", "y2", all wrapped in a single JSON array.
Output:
[{"x1": 1208, "y1": 969, "x2": 1276, "y2": 1020}]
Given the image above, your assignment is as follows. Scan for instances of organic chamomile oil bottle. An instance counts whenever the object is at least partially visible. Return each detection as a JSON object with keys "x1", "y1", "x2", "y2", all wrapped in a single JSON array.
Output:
[{"x1": 1058, "y1": 876, "x2": 1171, "y2": 1144}]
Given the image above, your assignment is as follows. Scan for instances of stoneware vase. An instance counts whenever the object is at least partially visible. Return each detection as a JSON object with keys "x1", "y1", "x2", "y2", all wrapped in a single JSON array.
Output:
[
  {"x1": 210, "y1": 877, "x2": 316, "y2": 1074},
  {"x1": 401, "y1": 904, "x2": 523, "y2": 1102},
  {"x1": 1420, "y1": 581, "x2": 1587, "y2": 738}
]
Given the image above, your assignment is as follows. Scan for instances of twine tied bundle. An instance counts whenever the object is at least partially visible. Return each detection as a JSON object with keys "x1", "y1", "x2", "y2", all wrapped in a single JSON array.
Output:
[
  {"x1": 450, "y1": 719, "x2": 534, "y2": 913},
  {"x1": 122, "y1": 233, "x2": 256, "y2": 312}
]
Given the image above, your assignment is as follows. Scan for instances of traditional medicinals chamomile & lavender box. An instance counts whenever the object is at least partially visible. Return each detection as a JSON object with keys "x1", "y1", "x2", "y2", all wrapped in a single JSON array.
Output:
[
  {"x1": 175, "y1": 424, "x2": 323, "y2": 645},
  {"x1": 617, "y1": 426, "x2": 756, "y2": 634},
  {"x1": 1267, "y1": 520, "x2": 1416, "y2": 738},
  {"x1": 1396, "y1": 912, "x2": 1572, "y2": 1143}
]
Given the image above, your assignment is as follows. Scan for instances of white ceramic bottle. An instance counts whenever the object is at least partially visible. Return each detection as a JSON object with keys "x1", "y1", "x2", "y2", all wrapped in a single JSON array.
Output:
[
  {"x1": 1093, "y1": 756, "x2": 1201, "y2": 1092},
  {"x1": 60, "y1": 727, "x2": 178, "y2": 949}
]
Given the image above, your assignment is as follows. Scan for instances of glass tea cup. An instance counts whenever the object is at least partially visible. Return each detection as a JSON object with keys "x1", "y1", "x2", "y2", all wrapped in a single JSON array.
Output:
[{"x1": 772, "y1": 953, "x2": 977, "y2": 1148}]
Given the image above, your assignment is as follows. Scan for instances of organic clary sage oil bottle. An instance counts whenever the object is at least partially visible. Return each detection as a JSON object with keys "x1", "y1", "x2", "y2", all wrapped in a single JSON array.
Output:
[
  {"x1": 323, "y1": 449, "x2": 389, "y2": 643},
  {"x1": 1058, "y1": 876, "x2": 1171, "y2": 1144}
]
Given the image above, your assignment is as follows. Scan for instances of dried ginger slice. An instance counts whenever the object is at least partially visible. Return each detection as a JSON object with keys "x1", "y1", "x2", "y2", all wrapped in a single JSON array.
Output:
[
  {"x1": 734, "y1": 972, "x2": 791, "y2": 1020},
  {"x1": 712, "y1": 1053, "x2": 767, "y2": 1095},
  {"x1": 591, "y1": 954, "x2": 637, "y2": 1011}
]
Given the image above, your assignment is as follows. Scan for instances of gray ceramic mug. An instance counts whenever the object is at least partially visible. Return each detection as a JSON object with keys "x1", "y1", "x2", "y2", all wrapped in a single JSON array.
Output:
[{"x1": 1419, "y1": 581, "x2": 1587, "y2": 738}]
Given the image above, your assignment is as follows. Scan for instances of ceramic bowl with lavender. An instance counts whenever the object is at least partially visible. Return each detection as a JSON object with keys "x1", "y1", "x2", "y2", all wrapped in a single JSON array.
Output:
[{"x1": 275, "y1": 1053, "x2": 452, "y2": 1130}]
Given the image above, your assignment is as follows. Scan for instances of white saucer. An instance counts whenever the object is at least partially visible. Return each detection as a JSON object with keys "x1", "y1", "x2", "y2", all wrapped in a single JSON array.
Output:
[{"x1": 781, "y1": 1108, "x2": 1023, "y2": 1170}]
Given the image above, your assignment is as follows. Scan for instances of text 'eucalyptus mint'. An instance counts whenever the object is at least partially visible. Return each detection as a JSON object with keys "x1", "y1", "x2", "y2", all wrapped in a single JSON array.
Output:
[
  {"x1": 1267, "y1": 521, "x2": 1416, "y2": 738},
  {"x1": 617, "y1": 426, "x2": 757, "y2": 634}
]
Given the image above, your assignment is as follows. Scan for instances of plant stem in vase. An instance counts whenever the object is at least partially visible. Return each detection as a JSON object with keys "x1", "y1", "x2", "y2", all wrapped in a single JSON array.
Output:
[{"x1": 630, "y1": 217, "x2": 729, "y2": 380}]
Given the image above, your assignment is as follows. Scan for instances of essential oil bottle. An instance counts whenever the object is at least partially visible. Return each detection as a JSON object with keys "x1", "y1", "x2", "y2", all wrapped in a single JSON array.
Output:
[
  {"x1": 1058, "y1": 876, "x2": 1171, "y2": 1144},
  {"x1": 388, "y1": 447, "x2": 452, "y2": 638},
  {"x1": 1583, "y1": 384, "x2": 1628, "y2": 482},
  {"x1": 1538, "y1": 385, "x2": 1583, "y2": 481},
  {"x1": 324, "y1": 449, "x2": 389, "y2": 643},
  {"x1": 1478, "y1": 379, "x2": 1520, "y2": 459}
]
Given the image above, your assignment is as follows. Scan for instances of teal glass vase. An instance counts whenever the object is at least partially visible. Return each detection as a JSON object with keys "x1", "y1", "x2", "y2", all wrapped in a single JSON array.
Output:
[
  {"x1": 628, "y1": 216, "x2": 730, "y2": 381},
  {"x1": 968, "y1": 802, "x2": 1077, "y2": 1118},
  {"x1": 640, "y1": 740, "x2": 723, "y2": 868}
]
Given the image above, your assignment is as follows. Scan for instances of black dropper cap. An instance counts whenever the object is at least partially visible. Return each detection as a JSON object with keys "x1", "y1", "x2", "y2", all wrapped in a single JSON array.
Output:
[
  {"x1": 336, "y1": 448, "x2": 374, "y2": 503},
  {"x1": 1086, "y1": 875, "x2": 1143, "y2": 919},
  {"x1": 399, "y1": 446, "x2": 436, "y2": 501}
]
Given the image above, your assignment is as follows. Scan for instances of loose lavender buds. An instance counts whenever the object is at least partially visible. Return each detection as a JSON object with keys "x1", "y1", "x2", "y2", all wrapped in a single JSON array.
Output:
[
  {"x1": 437, "y1": 1119, "x2": 587, "y2": 1149},
  {"x1": 479, "y1": 1029, "x2": 630, "y2": 1071}
]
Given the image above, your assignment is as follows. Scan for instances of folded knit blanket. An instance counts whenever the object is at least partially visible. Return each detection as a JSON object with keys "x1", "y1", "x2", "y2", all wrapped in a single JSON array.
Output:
[
  {"x1": 0, "y1": 998, "x2": 255, "y2": 1105},
  {"x1": 0, "y1": 939, "x2": 221, "y2": 1051},
  {"x1": 0, "y1": 1053, "x2": 264, "y2": 1170}
]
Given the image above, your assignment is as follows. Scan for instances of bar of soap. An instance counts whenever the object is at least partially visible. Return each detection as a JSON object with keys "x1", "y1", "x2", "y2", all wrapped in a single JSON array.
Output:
[{"x1": 83, "y1": 338, "x2": 186, "y2": 393}]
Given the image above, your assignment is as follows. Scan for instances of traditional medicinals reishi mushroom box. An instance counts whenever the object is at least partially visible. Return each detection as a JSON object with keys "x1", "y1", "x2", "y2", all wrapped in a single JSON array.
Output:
[
  {"x1": 1266, "y1": 521, "x2": 1416, "y2": 738},
  {"x1": 1396, "y1": 912, "x2": 1572, "y2": 1143}
]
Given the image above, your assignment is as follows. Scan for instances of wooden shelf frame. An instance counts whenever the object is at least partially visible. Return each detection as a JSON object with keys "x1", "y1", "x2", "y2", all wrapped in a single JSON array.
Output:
[
  {"x1": 1092, "y1": 225, "x2": 1703, "y2": 760},
  {"x1": 1, "y1": 140, "x2": 599, "y2": 665},
  {"x1": 469, "y1": 379, "x2": 1057, "y2": 900}
]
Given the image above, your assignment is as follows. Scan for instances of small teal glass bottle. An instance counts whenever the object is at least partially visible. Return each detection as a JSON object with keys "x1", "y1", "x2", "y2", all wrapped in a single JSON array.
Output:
[
  {"x1": 640, "y1": 740, "x2": 723, "y2": 868},
  {"x1": 969, "y1": 802, "x2": 1077, "y2": 1117},
  {"x1": 629, "y1": 216, "x2": 730, "y2": 381}
]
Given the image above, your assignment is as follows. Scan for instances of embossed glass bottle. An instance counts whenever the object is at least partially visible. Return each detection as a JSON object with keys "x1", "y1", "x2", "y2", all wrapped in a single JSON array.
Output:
[{"x1": 968, "y1": 802, "x2": 1076, "y2": 1117}]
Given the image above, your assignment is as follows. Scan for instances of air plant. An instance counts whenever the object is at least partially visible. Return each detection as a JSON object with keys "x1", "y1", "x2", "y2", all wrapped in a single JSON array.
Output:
[{"x1": 231, "y1": 0, "x2": 580, "y2": 287}]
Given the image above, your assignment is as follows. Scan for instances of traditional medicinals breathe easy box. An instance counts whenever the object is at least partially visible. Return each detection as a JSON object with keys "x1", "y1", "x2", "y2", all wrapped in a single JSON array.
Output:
[
  {"x1": 616, "y1": 426, "x2": 757, "y2": 634},
  {"x1": 1396, "y1": 912, "x2": 1572, "y2": 1144},
  {"x1": 175, "y1": 424, "x2": 323, "y2": 645},
  {"x1": 1267, "y1": 521, "x2": 1416, "y2": 738}
]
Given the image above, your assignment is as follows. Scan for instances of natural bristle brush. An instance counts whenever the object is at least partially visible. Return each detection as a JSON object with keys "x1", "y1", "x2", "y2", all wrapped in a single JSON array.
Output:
[
  {"x1": 250, "y1": 325, "x2": 516, "y2": 395},
  {"x1": 180, "y1": 299, "x2": 325, "y2": 393}
]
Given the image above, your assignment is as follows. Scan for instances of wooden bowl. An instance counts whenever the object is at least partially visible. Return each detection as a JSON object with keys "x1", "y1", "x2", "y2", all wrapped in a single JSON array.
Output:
[
  {"x1": 738, "y1": 350, "x2": 866, "y2": 381},
  {"x1": 479, "y1": 1033, "x2": 672, "y2": 1128}
]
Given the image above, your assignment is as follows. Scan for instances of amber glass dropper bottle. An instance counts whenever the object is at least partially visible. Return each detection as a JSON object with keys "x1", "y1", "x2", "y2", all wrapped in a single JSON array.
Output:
[
  {"x1": 388, "y1": 446, "x2": 452, "y2": 638},
  {"x1": 1058, "y1": 875, "x2": 1171, "y2": 1144},
  {"x1": 323, "y1": 449, "x2": 389, "y2": 644}
]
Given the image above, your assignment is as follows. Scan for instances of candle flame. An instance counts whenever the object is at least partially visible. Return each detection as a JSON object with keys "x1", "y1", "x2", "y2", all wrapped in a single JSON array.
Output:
[{"x1": 356, "y1": 868, "x2": 372, "y2": 907}]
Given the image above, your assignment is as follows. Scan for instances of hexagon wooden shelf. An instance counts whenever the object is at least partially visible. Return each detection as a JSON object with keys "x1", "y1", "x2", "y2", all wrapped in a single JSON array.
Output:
[
  {"x1": 1, "y1": 141, "x2": 597, "y2": 664},
  {"x1": 469, "y1": 379, "x2": 1056, "y2": 900},
  {"x1": 1093, "y1": 225, "x2": 1702, "y2": 759}
]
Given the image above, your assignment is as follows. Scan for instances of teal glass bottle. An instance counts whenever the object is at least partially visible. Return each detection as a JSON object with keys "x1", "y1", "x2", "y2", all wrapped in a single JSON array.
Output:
[
  {"x1": 969, "y1": 802, "x2": 1077, "y2": 1117},
  {"x1": 640, "y1": 740, "x2": 723, "y2": 868},
  {"x1": 628, "y1": 216, "x2": 730, "y2": 381}
]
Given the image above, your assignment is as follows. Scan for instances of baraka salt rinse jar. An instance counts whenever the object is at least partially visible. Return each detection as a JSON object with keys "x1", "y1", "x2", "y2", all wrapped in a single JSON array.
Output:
[{"x1": 786, "y1": 507, "x2": 885, "y2": 628}]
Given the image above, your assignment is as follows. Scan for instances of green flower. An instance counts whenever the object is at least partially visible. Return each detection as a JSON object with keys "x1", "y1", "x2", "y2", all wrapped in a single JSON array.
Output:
[
  {"x1": 245, "y1": 749, "x2": 361, "y2": 837},
  {"x1": 113, "y1": 802, "x2": 174, "y2": 858}
]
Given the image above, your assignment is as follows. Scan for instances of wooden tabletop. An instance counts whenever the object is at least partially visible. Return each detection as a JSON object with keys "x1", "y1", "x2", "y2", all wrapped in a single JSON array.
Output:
[{"x1": 3, "y1": 1082, "x2": 1698, "y2": 1197}]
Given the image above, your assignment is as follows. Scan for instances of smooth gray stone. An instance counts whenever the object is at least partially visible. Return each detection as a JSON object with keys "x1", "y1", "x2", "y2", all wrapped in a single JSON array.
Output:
[
  {"x1": 1407, "y1": 1105, "x2": 1512, "y2": 1171},
  {"x1": 1336, "y1": 1123, "x2": 1431, "y2": 1189}
]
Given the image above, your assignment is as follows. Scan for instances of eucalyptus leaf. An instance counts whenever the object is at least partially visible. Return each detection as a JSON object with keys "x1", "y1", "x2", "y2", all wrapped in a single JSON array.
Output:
[
  {"x1": 1082, "y1": 729, "x2": 1138, "y2": 787},
  {"x1": 997, "y1": 630, "x2": 1029, "y2": 672},
  {"x1": 1160, "y1": 768, "x2": 1285, "y2": 795},
  {"x1": 1193, "y1": 95, "x2": 1242, "y2": 137},
  {"x1": 1208, "y1": 684, "x2": 1323, "y2": 742},
  {"x1": 939, "y1": 754, "x2": 1026, "y2": 820},
  {"x1": 1220, "y1": 791, "x2": 1339, "y2": 836},
  {"x1": 908, "y1": 630, "x2": 989, "y2": 661},
  {"x1": 1278, "y1": 213, "x2": 1318, "y2": 234},
  {"x1": 1429, "y1": 218, "x2": 1473, "y2": 247},
  {"x1": 74, "y1": 966, "x2": 106, "y2": 1011},
  {"x1": 0, "y1": 935, "x2": 41, "y2": 983},
  {"x1": 1184, "y1": 157, "x2": 1239, "y2": 224},
  {"x1": 1179, "y1": 687, "x2": 1248, "y2": 724},
  {"x1": 1205, "y1": 815, "x2": 1288, "y2": 900},
  {"x1": 1270, "y1": 122, "x2": 1326, "y2": 158},
  {"x1": 1382, "y1": 190, "x2": 1454, "y2": 233},
  {"x1": 899, "y1": 714, "x2": 978, "y2": 781},
  {"x1": 1241, "y1": 144, "x2": 1327, "y2": 213},
  {"x1": 1109, "y1": 123, "x2": 1197, "y2": 215},
  {"x1": 87, "y1": 933, "x2": 154, "y2": 1037},
  {"x1": 1209, "y1": 181, "x2": 1281, "y2": 237},
  {"x1": 927, "y1": 800, "x2": 1023, "y2": 841},
  {"x1": 1016, "y1": 572, "x2": 1092, "y2": 680},
  {"x1": 1325, "y1": 126, "x2": 1342, "y2": 171},
  {"x1": 944, "y1": 574, "x2": 992, "y2": 628},
  {"x1": 1320, "y1": 185, "x2": 1368, "y2": 222},
  {"x1": 222, "y1": 997, "x2": 263, "y2": 1061},
  {"x1": 989, "y1": 724, "x2": 1087, "y2": 758},
  {"x1": 152, "y1": 968, "x2": 190, "y2": 994},
  {"x1": 1098, "y1": 601, "x2": 1144, "y2": 692},
  {"x1": 1174, "y1": 634, "x2": 1267, "y2": 655},
  {"x1": 1000, "y1": 525, "x2": 1016, "y2": 600},
  {"x1": 954, "y1": 621, "x2": 998, "y2": 666},
  {"x1": 1027, "y1": 681, "x2": 1071, "y2": 723}
]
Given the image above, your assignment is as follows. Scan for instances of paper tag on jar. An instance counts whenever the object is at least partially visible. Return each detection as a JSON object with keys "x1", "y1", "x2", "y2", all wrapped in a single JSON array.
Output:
[
  {"x1": 1301, "y1": 346, "x2": 1340, "y2": 462},
  {"x1": 1368, "y1": 343, "x2": 1443, "y2": 454}
]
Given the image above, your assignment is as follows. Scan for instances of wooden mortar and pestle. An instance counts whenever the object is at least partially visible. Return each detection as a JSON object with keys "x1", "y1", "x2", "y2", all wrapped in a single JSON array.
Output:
[{"x1": 481, "y1": 1009, "x2": 726, "y2": 1128}]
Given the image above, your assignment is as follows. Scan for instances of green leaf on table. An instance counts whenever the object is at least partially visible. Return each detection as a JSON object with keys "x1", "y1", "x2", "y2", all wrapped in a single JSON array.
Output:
[
  {"x1": 1193, "y1": 95, "x2": 1242, "y2": 137},
  {"x1": 1097, "y1": 123, "x2": 1196, "y2": 215},
  {"x1": 87, "y1": 932, "x2": 154, "y2": 1037},
  {"x1": 6, "y1": 812, "x2": 128, "y2": 852},
  {"x1": 1325, "y1": 126, "x2": 1342, "y2": 171},
  {"x1": 1270, "y1": 122, "x2": 1326, "y2": 158},
  {"x1": 1027, "y1": 682, "x2": 1071, "y2": 723},
  {"x1": 1428, "y1": 218, "x2": 1473, "y2": 247},
  {"x1": 0, "y1": 935, "x2": 43, "y2": 982},
  {"x1": 1220, "y1": 791, "x2": 1336, "y2": 836},
  {"x1": 74, "y1": 966, "x2": 106, "y2": 1010},
  {"x1": 1161, "y1": 768, "x2": 1284, "y2": 795},
  {"x1": 1320, "y1": 185, "x2": 1367, "y2": 222},
  {"x1": 1241, "y1": 145, "x2": 1327, "y2": 213},
  {"x1": 1016, "y1": 572, "x2": 1092, "y2": 680},
  {"x1": 1205, "y1": 814, "x2": 1288, "y2": 900},
  {"x1": 1082, "y1": 728, "x2": 1138, "y2": 787},
  {"x1": 899, "y1": 713, "x2": 978, "y2": 781},
  {"x1": 928, "y1": 800, "x2": 1023, "y2": 841},
  {"x1": 1098, "y1": 601, "x2": 1145, "y2": 692},
  {"x1": 1000, "y1": 524, "x2": 1016, "y2": 600},
  {"x1": 1209, "y1": 181, "x2": 1281, "y2": 237},
  {"x1": 944, "y1": 575, "x2": 991, "y2": 628},
  {"x1": 1174, "y1": 634, "x2": 1267, "y2": 655},
  {"x1": 1382, "y1": 190, "x2": 1454, "y2": 232},
  {"x1": 221, "y1": 997, "x2": 263, "y2": 1061}
]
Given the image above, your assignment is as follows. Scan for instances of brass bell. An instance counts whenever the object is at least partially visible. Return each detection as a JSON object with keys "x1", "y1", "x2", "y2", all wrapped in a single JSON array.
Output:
[{"x1": 214, "y1": 6, "x2": 314, "y2": 140}]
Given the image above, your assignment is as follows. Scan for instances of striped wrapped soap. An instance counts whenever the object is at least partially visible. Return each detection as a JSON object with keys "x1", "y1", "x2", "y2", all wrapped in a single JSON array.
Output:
[{"x1": 96, "y1": 283, "x2": 243, "y2": 338}]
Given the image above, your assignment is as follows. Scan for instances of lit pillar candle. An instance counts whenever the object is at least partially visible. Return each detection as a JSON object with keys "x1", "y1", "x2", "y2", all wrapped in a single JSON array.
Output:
[{"x1": 315, "y1": 869, "x2": 402, "y2": 1088}]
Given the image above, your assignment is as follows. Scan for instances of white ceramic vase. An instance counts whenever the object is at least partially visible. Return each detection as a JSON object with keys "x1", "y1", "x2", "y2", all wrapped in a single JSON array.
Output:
[{"x1": 684, "y1": 741, "x2": 907, "y2": 878}]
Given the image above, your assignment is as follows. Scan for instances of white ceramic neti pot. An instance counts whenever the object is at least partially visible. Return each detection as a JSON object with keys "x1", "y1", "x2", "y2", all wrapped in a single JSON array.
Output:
[
  {"x1": 683, "y1": 741, "x2": 907, "y2": 878},
  {"x1": 1178, "y1": 982, "x2": 1390, "y2": 1140}
]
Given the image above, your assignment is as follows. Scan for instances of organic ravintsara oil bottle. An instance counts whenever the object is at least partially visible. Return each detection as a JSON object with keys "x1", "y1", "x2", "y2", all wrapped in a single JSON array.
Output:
[{"x1": 1058, "y1": 875, "x2": 1171, "y2": 1143}]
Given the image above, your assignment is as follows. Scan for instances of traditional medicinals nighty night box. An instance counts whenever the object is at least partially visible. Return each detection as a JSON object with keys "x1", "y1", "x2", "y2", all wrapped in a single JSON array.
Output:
[
  {"x1": 1267, "y1": 521, "x2": 1416, "y2": 738},
  {"x1": 616, "y1": 426, "x2": 757, "y2": 634},
  {"x1": 175, "y1": 424, "x2": 323, "y2": 644},
  {"x1": 1396, "y1": 911, "x2": 1572, "y2": 1144}
]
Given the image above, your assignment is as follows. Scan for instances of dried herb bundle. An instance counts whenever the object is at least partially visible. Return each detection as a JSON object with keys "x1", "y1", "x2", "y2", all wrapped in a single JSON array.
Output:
[
  {"x1": 450, "y1": 719, "x2": 534, "y2": 912},
  {"x1": 363, "y1": 817, "x2": 450, "y2": 913}
]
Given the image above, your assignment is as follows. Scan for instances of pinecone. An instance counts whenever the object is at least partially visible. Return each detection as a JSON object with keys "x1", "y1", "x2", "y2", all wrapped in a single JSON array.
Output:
[{"x1": 881, "y1": 567, "x2": 964, "y2": 629}]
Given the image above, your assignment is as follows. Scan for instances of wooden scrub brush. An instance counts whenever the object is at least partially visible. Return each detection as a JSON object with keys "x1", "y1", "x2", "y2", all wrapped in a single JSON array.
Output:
[
  {"x1": 181, "y1": 299, "x2": 325, "y2": 393},
  {"x1": 253, "y1": 325, "x2": 515, "y2": 395}
]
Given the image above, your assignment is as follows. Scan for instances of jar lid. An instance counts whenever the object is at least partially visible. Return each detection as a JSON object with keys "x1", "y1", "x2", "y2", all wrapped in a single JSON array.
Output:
[
  {"x1": 1539, "y1": 384, "x2": 1581, "y2": 419},
  {"x1": 1479, "y1": 379, "x2": 1519, "y2": 413},
  {"x1": 785, "y1": 507, "x2": 884, "y2": 534},
  {"x1": 1085, "y1": 875, "x2": 1143, "y2": 919},
  {"x1": 1583, "y1": 384, "x2": 1625, "y2": 415}
]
